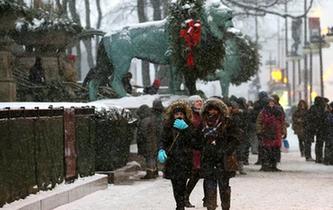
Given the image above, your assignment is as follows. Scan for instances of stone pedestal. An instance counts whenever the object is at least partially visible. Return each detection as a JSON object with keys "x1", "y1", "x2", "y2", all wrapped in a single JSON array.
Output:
[{"x1": 0, "y1": 50, "x2": 16, "y2": 101}]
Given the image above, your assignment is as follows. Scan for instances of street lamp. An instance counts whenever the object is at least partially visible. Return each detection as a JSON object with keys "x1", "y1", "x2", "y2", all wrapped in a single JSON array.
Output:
[{"x1": 324, "y1": 27, "x2": 333, "y2": 43}]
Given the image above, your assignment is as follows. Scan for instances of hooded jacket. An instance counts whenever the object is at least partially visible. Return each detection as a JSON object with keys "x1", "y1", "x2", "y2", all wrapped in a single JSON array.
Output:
[
  {"x1": 200, "y1": 98, "x2": 241, "y2": 178},
  {"x1": 159, "y1": 100, "x2": 194, "y2": 179}
]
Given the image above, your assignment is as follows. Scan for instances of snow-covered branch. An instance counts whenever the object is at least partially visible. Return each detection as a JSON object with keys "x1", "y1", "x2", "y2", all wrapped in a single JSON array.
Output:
[{"x1": 221, "y1": 0, "x2": 315, "y2": 19}]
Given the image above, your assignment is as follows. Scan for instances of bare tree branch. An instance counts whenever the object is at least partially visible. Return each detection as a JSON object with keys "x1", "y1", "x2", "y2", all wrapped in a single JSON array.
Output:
[{"x1": 221, "y1": 0, "x2": 315, "y2": 19}]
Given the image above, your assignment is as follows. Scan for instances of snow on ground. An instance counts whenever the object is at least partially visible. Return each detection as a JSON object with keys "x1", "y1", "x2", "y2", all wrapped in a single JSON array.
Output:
[{"x1": 54, "y1": 129, "x2": 333, "y2": 210}]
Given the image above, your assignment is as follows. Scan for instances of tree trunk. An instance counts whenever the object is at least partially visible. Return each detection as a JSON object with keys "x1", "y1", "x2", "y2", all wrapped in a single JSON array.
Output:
[
  {"x1": 83, "y1": 0, "x2": 94, "y2": 69},
  {"x1": 33, "y1": 0, "x2": 43, "y2": 8},
  {"x1": 137, "y1": 0, "x2": 150, "y2": 86},
  {"x1": 69, "y1": 0, "x2": 82, "y2": 79},
  {"x1": 95, "y1": 0, "x2": 102, "y2": 55},
  {"x1": 162, "y1": 0, "x2": 170, "y2": 18},
  {"x1": 150, "y1": 0, "x2": 162, "y2": 20},
  {"x1": 150, "y1": 0, "x2": 162, "y2": 81}
]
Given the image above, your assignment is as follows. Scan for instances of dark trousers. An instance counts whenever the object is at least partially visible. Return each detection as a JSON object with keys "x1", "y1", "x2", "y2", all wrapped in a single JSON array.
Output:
[
  {"x1": 256, "y1": 142, "x2": 263, "y2": 164},
  {"x1": 171, "y1": 178, "x2": 187, "y2": 210},
  {"x1": 297, "y1": 135, "x2": 305, "y2": 156},
  {"x1": 185, "y1": 170, "x2": 200, "y2": 199},
  {"x1": 205, "y1": 176, "x2": 231, "y2": 210},
  {"x1": 315, "y1": 135, "x2": 325, "y2": 162},
  {"x1": 262, "y1": 147, "x2": 279, "y2": 168},
  {"x1": 304, "y1": 134, "x2": 314, "y2": 159},
  {"x1": 324, "y1": 139, "x2": 333, "y2": 164}
]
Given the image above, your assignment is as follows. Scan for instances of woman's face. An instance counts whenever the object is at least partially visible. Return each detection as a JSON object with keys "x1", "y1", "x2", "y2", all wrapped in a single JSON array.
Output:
[
  {"x1": 173, "y1": 112, "x2": 185, "y2": 119},
  {"x1": 268, "y1": 101, "x2": 275, "y2": 107},
  {"x1": 208, "y1": 107, "x2": 219, "y2": 116},
  {"x1": 193, "y1": 100, "x2": 203, "y2": 110}
]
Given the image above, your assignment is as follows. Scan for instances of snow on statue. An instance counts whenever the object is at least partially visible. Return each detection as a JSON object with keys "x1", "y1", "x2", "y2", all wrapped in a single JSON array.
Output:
[{"x1": 85, "y1": 0, "x2": 259, "y2": 100}]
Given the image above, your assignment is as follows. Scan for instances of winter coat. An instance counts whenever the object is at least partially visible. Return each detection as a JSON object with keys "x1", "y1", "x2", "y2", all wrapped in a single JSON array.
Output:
[
  {"x1": 63, "y1": 61, "x2": 77, "y2": 82},
  {"x1": 292, "y1": 100, "x2": 308, "y2": 137},
  {"x1": 324, "y1": 111, "x2": 333, "y2": 164},
  {"x1": 136, "y1": 105, "x2": 152, "y2": 156},
  {"x1": 191, "y1": 109, "x2": 203, "y2": 170},
  {"x1": 325, "y1": 111, "x2": 333, "y2": 142},
  {"x1": 29, "y1": 63, "x2": 45, "y2": 84},
  {"x1": 199, "y1": 98, "x2": 241, "y2": 179},
  {"x1": 256, "y1": 106, "x2": 285, "y2": 149},
  {"x1": 160, "y1": 100, "x2": 194, "y2": 180},
  {"x1": 305, "y1": 98, "x2": 327, "y2": 137},
  {"x1": 140, "y1": 110, "x2": 164, "y2": 159},
  {"x1": 143, "y1": 85, "x2": 159, "y2": 95}
]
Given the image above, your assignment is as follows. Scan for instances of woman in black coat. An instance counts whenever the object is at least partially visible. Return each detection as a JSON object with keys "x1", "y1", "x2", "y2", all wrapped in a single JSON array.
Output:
[
  {"x1": 158, "y1": 100, "x2": 195, "y2": 210},
  {"x1": 200, "y1": 98, "x2": 240, "y2": 210}
]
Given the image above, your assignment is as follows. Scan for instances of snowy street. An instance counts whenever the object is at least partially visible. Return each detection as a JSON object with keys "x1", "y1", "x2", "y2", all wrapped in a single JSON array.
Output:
[{"x1": 55, "y1": 130, "x2": 333, "y2": 210}]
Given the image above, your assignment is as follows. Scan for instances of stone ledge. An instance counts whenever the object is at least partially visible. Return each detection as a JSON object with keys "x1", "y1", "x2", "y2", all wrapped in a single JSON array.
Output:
[{"x1": 2, "y1": 174, "x2": 108, "y2": 210}]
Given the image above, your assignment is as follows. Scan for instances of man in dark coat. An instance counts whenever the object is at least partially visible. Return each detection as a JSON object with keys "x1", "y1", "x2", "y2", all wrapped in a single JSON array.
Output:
[
  {"x1": 138, "y1": 99, "x2": 164, "y2": 179},
  {"x1": 29, "y1": 57, "x2": 45, "y2": 84},
  {"x1": 136, "y1": 105, "x2": 152, "y2": 158},
  {"x1": 121, "y1": 72, "x2": 133, "y2": 94},
  {"x1": 200, "y1": 98, "x2": 240, "y2": 210},
  {"x1": 305, "y1": 96, "x2": 328, "y2": 163},
  {"x1": 251, "y1": 91, "x2": 269, "y2": 165},
  {"x1": 143, "y1": 79, "x2": 161, "y2": 95},
  {"x1": 324, "y1": 102, "x2": 333, "y2": 165},
  {"x1": 157, "y1": 100, "x2": 195, "y2": 210},
  {"x1": 226, "y1": 100, "x2": 247, "y2": 175}
]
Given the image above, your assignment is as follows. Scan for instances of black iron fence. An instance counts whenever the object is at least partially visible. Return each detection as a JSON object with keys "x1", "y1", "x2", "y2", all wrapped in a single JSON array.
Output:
[{"x1": 0, "y1": 107, "x2": 95, "y2": 207}]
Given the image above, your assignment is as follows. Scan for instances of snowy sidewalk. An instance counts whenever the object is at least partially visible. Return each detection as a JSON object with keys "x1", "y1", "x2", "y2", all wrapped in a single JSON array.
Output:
[{"x1": 54, "y1": 150, "x2": 333, "y2": 210}]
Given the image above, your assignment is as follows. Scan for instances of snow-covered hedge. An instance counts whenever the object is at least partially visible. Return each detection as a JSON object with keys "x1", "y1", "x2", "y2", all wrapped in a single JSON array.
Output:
[
  {"x1": 0, "y1": 0, "x2": 27, "y2": 14},
  {"x1": 15, "y1": 12, "x2": 82, "y2": 33}
]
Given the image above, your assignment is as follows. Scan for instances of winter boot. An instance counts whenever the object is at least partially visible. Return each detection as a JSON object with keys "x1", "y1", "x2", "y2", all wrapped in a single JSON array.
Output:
[
  {"x1": 154, "y1": 170, "x2": 159, "y2": 177},
  {"x1": 206, "y1": 188, "x2": 217, "y2": 210},
  {"x1": 220, "y1": 186, "x2": 231, "y2": 210},
  {"x1": 141, "y1": 170, "x2": 156, "y2": 179},
  {"x1": 270, "y1": 162, "x2": 282, "y2": 172},
  {"x1": 306, "y1": 157, "x2": 315, "y2": 161},
  {"x1": 238, "y1": 161, "x2": 247, "y2": 175},
  {"x1": 184, "y1": 194, "x2": 195, "y2": 208}
]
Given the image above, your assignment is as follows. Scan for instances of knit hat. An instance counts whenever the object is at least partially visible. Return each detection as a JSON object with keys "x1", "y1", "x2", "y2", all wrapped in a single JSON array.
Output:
[
  {"x1": 67, "y1": 54, "x2": 76, "y2": 62},
  {"x1": 152, "y1": 99, "x2": 164, "y2": 112}
]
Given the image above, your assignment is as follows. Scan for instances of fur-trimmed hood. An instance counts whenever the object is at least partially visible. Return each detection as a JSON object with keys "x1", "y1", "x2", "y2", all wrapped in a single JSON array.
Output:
[
  {"x1": 164, "y1": 100, "x2": 192, "y2": 123},
  {"x1": 201, "y1": 98, "x2": 229, "y2": 118}
]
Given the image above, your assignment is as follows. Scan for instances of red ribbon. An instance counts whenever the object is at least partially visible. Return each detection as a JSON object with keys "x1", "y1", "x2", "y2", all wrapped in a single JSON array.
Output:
[{"x1": 179, "y1": 19, "x2": 201, "y2": 68}]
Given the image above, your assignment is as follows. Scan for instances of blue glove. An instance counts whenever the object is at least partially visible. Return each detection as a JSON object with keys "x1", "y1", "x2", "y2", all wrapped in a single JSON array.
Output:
[
  {"x1": 173, "y1": 119, "x2": 188, "y2": 130},
  {"x1": 157, "y1": 149, "x2": 167, "y2": 163}
]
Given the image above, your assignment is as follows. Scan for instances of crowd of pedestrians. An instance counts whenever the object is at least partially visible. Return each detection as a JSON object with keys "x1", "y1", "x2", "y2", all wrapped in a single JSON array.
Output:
[
  {"x1": 134, "y1": 92, "x2": 333, "y2": 210},
  {"x1": 292, "y1": 96, "x2": 333, "y2": 165}
]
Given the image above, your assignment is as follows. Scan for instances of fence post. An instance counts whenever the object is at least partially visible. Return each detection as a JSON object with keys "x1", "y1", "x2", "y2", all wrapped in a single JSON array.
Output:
[{"x1": 63, "y1": 108, "x2": 77, "y2": 182}]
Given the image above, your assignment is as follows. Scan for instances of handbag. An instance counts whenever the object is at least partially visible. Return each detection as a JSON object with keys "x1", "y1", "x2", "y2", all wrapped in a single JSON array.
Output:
[
  {"x1": 224, "y1": 153, "x2": 239, "y2": 171},
  {"x1": 281, "y1": 139, "x2": 290, "y2": 153}
]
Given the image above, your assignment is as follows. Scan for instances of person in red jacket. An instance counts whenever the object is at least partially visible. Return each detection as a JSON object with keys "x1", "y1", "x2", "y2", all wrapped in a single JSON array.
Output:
[
  {"x1": 256, "y1": 97, "x2": 285, "y2": 172},
  {"x1": 184, "y1": 95, "x2": 204, "y2": 208}
]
